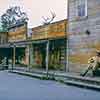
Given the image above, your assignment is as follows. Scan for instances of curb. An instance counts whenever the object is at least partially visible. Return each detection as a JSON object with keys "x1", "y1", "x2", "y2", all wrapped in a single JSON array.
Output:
[
  {"x1": 9, "y1": 70, "x2": 100, "y2": 91},
  {"x1": 55, "y1": 77, "x2": 100, "y2": 91},
  {"x1": 9, "y1": 70, "x2": 44, "y2": 79}
]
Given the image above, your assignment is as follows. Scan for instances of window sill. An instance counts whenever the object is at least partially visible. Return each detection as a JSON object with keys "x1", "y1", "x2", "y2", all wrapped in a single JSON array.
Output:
[
  {"x1": 69, "y1": 16, "x2": 88, "y2": 22},
  {"x1": 75, "y1": 16, "x2": 88, "y2": 21}
]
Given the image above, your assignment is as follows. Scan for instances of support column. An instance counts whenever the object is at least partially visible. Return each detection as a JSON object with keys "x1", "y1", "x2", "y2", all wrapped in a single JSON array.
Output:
[
  {"x1": 46, "y1": 40, "x2": 49, "y2": 76},
  {"x1": 29, "y1": 44, "x2": 34, "y2": 68},
  {"x1": 25, "y1": 45, "x2": 30, "y2": 66},
  {"x1": 12, "y1": 45, "x2": 16, "y2": 70},
  {"x1": 66, "y1": 38, "x2": 69, "y2": 72}
]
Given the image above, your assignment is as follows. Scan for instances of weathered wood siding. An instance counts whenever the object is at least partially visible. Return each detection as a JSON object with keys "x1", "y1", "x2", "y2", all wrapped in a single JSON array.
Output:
[
  {"x1": 32, "y1": 19, "x2": 67, "y2": 40},
  {"x1": 8, "y1": 23, "x2": 27, "y2": 42},
  {"x1": 68, "y1": 0, "x2": 100, "y2": 72},
  {"x1": 0, "y1": 32, "x2": 8, "y2": 44}
]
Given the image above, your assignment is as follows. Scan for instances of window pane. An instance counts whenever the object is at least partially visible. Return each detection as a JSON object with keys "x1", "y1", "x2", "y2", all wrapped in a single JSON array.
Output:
[{"x1": 77, "y1": 0, "x2": 86, "y2": 17}]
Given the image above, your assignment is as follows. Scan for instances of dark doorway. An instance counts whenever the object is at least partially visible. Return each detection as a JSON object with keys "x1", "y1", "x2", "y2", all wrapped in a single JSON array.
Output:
[{"x1": 33, "y1": 43, "x2": 46, "y2": 69}]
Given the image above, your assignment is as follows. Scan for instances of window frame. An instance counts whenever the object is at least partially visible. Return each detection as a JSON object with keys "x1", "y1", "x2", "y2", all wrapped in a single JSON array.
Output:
[{"x1": 76, "y1": 0, "x2": 87, "y2": 18}]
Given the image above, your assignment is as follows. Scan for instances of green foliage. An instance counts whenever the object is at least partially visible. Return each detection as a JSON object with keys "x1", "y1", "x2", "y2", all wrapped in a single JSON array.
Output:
[{"x1": 1, "y1": 6, "x2": 28, "y2": 29}]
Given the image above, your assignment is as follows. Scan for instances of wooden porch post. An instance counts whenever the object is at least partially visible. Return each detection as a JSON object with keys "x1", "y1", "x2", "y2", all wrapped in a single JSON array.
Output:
[
  {"x1": 29, "y1": 43, "x2": 33, "y2": 70},
  {"x1": 46, "y1": 40, "x2": 49, "y2": 77},
  {"x1": 12, "y1": 45, "x2": 16, "y2": 70}
]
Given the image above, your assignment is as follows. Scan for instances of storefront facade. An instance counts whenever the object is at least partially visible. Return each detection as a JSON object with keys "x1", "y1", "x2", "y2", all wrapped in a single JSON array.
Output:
[
  {"x1": 68, "y1": 0, "x2": 100, "y2": 72},
  {"x1": 0, "y1": 19, "x2": 67, "y2": 71},
  {"x1": 29, "y1": 19, "x2": 67, "y2": 71}
]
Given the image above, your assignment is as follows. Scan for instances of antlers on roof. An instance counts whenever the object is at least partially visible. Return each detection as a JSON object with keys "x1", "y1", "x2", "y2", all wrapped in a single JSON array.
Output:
[{"x1": 42, "y1": 11, "x2": 56, "y2": 25}]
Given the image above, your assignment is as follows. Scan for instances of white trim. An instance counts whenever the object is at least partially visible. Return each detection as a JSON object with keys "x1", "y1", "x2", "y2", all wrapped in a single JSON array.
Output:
[{"x1": 85, "y1": 0, "x2": 88, "y2": 17}]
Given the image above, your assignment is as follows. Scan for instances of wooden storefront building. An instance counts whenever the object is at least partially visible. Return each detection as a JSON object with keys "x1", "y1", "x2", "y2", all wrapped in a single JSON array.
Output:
[{"x1": 0, "y1": 19, "x2": 67, "y2": 71}]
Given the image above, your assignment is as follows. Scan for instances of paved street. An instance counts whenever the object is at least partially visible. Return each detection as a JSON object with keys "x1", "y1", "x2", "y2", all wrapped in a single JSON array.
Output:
[{"x1": 0, "y1": 71, "x2": 100, "y2": 100}]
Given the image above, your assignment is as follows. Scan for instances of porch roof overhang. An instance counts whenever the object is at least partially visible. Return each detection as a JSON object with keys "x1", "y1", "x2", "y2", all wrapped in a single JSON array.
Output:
[
  {"x1": 0, "y1": 43, "x2": 11, "y2": 48},
  {"x1": 0, "y1": 40, "x2": 48, "y2": 48},
  {"x1": 0, "y1": 36, "x2": 66, "y2": 48}
]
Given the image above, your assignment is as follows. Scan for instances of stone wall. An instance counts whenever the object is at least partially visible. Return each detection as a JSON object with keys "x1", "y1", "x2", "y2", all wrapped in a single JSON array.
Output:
[{"x1": 68, "y1": 0, "x2": 100, "y2": 72}]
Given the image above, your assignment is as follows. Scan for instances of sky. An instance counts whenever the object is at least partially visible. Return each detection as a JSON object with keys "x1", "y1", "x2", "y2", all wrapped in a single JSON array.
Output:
[{"x1": 0, "y1": 0, "x2": 67, "y2": 28}]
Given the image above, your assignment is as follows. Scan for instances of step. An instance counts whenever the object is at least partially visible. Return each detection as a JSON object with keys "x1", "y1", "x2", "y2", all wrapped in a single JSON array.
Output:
[
  {"x1": 59, "y1": 78, "x2": 100, "y2": 91},
  {"x1": 54, "y1": 73, "x2": 100, "y2": 85}
]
